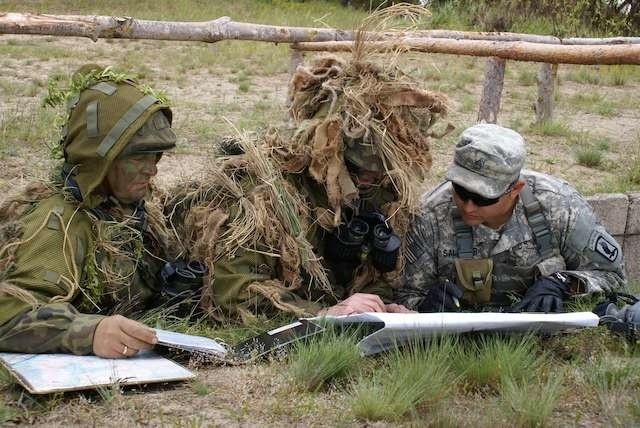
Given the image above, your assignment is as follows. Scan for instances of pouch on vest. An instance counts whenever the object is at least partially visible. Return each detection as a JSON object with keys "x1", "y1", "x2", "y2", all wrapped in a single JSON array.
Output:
[{"x1": 454, "y1": 258, "x2": 494, "y2": 305}]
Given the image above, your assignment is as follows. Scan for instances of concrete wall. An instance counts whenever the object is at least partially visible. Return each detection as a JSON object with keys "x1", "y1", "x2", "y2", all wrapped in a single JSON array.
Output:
[{"x1": 586, "y1": 193, "x2": 640, "y2": 282}]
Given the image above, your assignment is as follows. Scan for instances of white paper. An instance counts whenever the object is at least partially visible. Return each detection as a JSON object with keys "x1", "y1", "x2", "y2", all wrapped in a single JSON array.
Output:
[
  {"x1": 0, "y1": 351, "x2": 195, "y2": 394},
  {"x1": 316, "y1": 312, "x2": 600, "y2": 355},
  {"x1": 154, "y1": 328, "x2": 227, "y2": 356}
]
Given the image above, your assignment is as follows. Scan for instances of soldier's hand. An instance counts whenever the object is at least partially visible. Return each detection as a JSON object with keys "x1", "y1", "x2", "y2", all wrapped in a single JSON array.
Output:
[
  {"x1": 321, "y1": 293, "x2": 386, "y2": 316},
  {"x1": 513, "y1": 274, "x2": 569, "y2": 313},
  {"x1": 384, "y1": 303, "x2": 416, "y2": 313},
  {"x1": 417, "y1": 280, "x2": 463, "y2": 312},
  {"x1": 92, "y1": 315, "x2": 158, "y2": 359}
]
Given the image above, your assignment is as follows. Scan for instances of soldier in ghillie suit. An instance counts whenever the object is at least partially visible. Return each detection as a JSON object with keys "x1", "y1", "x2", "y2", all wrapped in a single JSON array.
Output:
[
  {"x1": 166, "y1": 53, "x2": 450, "y2": 322},
  {"x1": 398, "y1": 123, "x2": 626, "y2": 313},
  {"x1": 0, "y1": 66, "x2": 177, "y2": 358}
]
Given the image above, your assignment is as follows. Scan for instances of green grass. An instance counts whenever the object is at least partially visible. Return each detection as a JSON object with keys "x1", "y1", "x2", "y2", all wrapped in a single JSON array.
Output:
[
  {"x1": 528, "y1": 120, "x2": 572, "y2": 138},
  {"x1": 566, "y1": 66, "x2": 601, "y2": 85},
  {"x1": 566, "y1": 93, "x2": 617, "y2": 117},
  {"x1": 451, "y1": 334, "x2": 546, "y2": 392},
  {"x1": 575, "y1": 147, "x2": 603, "y2": 168},
  {"x1": 582, "y1": 356, "x2": 640, "y2": 422},
  {"x1": 499, "y1": 372, "x2": 564, "y2": 427},
  {"x1": 350, "y1": 337, "x2": 456, "y2": 421},
  {"x1": 288, "y1": 329, "x2": 360, "y2": 392},
  {"x1": 565, "y1": 65, "x2": 640, "y2": 87},
  {"x1": 516, "y1": 69, "x2": 537, "y2": 86},
  {"x1": 0, "y1": 104, "x2": 58, "y2": 153},
  {"x1": 190, "y1": 381, "x2": 211, "y2": 396}
]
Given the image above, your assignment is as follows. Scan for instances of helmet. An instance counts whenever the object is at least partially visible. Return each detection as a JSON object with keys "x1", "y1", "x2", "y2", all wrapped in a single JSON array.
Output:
[{"x1": 61, "y1": 65, "x2": 176, "y2": 206}]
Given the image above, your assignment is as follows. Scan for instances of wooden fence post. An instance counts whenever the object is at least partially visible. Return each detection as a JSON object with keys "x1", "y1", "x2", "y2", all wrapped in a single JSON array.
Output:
[
  {"x1": 289, "y1": 47, "x2": 304, "y2": 76},
  {"x1": 477, "y1": 56, "x2": 506, "y2": 124},
  {"x1": 535, "y1": 63, "x2": 558, "y2": 123}
]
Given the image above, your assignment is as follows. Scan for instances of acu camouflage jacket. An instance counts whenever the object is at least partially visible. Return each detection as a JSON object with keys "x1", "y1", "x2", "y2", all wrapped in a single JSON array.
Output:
[{"x1": 398, "y1": 170, "x2": 626, "y2": 310}]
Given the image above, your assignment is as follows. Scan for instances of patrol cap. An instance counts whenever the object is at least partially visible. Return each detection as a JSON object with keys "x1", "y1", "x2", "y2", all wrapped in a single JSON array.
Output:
[
  {"x1": 446, "y1": 124, "x2": 525, "y2": 198},
  {"x1": 118, "y1": 110, "x2": 176, "y2": 158}
]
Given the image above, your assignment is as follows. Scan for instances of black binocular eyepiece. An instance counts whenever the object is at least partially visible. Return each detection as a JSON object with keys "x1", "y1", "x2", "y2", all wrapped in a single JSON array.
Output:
[
  {"x1": 372, "y1": 223, "x2": 392, "y2": 250},
  {"x1": 325, "y1": 212, "x2": 401, "y2": 273},
  {"x1": 341, "y1": 218, "x2": 369, "y2": 245},
  {"x1": 160, "y1": 260, "x2": 208, "y2": 297}
]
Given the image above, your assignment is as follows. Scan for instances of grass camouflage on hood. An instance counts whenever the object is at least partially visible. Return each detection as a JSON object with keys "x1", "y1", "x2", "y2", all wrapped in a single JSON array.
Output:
[{"x1": 166, "y1": 5, "x2": 451, "y2": 318}]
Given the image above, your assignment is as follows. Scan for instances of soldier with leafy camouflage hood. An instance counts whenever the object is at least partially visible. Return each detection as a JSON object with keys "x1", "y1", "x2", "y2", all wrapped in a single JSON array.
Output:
[
  {"x1": 167, "y1": 52, "x2": 449, "y2": 321},
  {"x1": 0, "y1": 66, "x2": 176, "y2": 358},
  {"x1": 398, "y1": 123, "x2": 626, "y2": 312}
]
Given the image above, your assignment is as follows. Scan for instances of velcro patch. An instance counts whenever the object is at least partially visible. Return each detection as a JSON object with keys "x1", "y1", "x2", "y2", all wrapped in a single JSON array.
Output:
[
  {"x1": 46, "y1": 206, "x2": 65, "y2": 230},
  {"x1": 594, "y1": 234, "x2": 619, "y2": 262}
]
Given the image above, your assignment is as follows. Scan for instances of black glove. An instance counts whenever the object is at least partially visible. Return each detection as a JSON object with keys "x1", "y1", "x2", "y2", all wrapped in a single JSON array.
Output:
[
  {"x1": 513, "y1": 273, "x2": 569, "y2": 313},
  {"x1": 417, "y1": 280, "x2": 464, "y2": 313}
]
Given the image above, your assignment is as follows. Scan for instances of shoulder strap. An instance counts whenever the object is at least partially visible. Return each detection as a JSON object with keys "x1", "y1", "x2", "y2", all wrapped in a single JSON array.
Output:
[
  {"x1": 519, "y1": 179, "x2": 555, "y2": 259},
  {"x1": 453, "y1": 208, "x2": 474, "y2": 260}
]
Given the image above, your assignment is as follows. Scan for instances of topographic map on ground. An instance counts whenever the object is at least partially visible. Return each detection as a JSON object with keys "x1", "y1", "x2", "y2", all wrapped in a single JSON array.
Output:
[{"x1": 0, "y1": 350, "x2": 195, "y2": 394}]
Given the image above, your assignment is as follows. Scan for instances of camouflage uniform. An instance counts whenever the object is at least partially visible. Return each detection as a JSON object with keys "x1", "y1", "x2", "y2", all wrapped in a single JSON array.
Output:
[
  {"x1": 209, "y1": 173, "x2": 399, "y2": 318},
  {"x1": 398, "y1": 124, "x2": 625, "y2": 310},
  {"x1": 0, "y1": 68, "x2": 176, "y2": 354},
  {"x1": 171, "y1": 55, "x2": 449, "y2": 321}
]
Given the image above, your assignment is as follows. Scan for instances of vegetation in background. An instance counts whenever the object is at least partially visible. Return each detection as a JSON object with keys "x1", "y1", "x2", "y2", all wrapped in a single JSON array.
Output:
[{"x1": 427, "y1": 0, "x2": 640, "y2": 36}]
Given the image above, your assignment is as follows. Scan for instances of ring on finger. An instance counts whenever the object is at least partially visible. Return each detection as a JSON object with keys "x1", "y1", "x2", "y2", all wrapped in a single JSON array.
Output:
[{"x1": 122, "y1": 345, "x2": 128, "y2": 356}]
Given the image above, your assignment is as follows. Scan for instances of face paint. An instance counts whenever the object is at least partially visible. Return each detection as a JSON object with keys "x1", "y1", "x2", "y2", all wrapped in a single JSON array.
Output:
[{"x1": 105, "y1": 154, "x2": 159, "y2": 204}]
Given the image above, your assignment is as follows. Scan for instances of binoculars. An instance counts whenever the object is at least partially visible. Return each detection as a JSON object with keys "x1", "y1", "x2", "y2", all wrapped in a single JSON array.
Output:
[
  {"x1": 157, "y1": 260, "x2": 208, "y2": 315},
  {"x1": 326, "y1": 212, "x2": 401, "y2": 273}
]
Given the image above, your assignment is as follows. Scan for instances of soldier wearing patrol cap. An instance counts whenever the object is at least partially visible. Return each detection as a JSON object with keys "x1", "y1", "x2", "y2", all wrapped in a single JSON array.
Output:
[
  {"x1": 397, "y1": 123, "x2": 626, "y2": 312},
  {"x1": 0, "y1": 65, "x2": 177, "y2": 358}
]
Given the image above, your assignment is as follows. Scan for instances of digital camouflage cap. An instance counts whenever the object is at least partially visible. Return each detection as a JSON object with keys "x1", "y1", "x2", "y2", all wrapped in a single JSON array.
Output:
[
  {"x1": 62, "y1": 66, "x2": 176, "y2": 207},
  {"x1": 446, "y1": 124, "x2": 525, "y2": 199}
]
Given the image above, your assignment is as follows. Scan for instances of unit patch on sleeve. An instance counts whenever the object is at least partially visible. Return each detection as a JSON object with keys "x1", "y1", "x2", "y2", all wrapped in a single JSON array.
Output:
[{"x1": 594, "y1": 235, "x2": 619, "y2": 262}]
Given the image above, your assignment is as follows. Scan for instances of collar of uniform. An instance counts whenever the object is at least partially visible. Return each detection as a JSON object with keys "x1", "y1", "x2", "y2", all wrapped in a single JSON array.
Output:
[{"x1": 489, "y1": 200, "x2": 533, "y2": 256}]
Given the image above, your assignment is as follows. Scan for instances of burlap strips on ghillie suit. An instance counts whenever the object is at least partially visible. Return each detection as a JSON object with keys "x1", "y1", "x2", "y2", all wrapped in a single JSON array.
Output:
[
  {"x1": 168, "y1": 5, "x2": 450, "y2": 319},
  {"x1": 165, "y1": 138, "x2": 330, "y2": 320}
]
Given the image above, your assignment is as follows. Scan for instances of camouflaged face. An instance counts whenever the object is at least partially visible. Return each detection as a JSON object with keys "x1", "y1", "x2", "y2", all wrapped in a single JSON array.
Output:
[{"x1": 446, "y1": 124, "x2": 526, "y2": 199}]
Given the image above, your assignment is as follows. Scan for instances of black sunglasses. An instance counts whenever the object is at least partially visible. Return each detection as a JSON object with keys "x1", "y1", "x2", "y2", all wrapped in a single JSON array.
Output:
[{"x1": 452, "y1": 182, "x2": 502, "y2": 207}]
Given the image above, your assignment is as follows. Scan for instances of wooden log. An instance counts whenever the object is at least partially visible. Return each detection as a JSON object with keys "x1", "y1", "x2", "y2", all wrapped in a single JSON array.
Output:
[
  {"x1": 477, "y1": 57, "x2": 506, "y2": 124},
  {"x1": 294, "y1": 39, "x2": 640, "y2": 65},
  {"x1": 2, "y1": 13, "x2": 640, "y2": 46},
  {"x1": 0, "y1": 13, "x2": 352, "y2": 43},
  {"x1": 535, "y1": 63, "x2": 558, "y2": 124},
  {"x1": 380, "y1": 30, "x2": 640, "y2": 45}
]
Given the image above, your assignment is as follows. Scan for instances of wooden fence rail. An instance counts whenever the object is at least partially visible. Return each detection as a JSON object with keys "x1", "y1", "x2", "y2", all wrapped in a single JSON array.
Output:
[{"x1": 2, "y1": 12, "x2": 638, "y2": 125}]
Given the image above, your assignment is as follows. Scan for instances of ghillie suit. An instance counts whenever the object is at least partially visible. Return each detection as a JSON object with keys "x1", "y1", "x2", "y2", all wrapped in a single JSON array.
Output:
[
  {"x1": 167, "y1": 9, "x2": 449, "y2": 323},
  {"x1": 0, "y1": 66, "x2": 176, "y2": 355}
]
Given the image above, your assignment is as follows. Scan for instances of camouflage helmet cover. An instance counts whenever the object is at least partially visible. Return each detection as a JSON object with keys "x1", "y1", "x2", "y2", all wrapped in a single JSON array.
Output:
[{"x1": 62, "y1": 65, "x2": 176, "y2": 206}]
